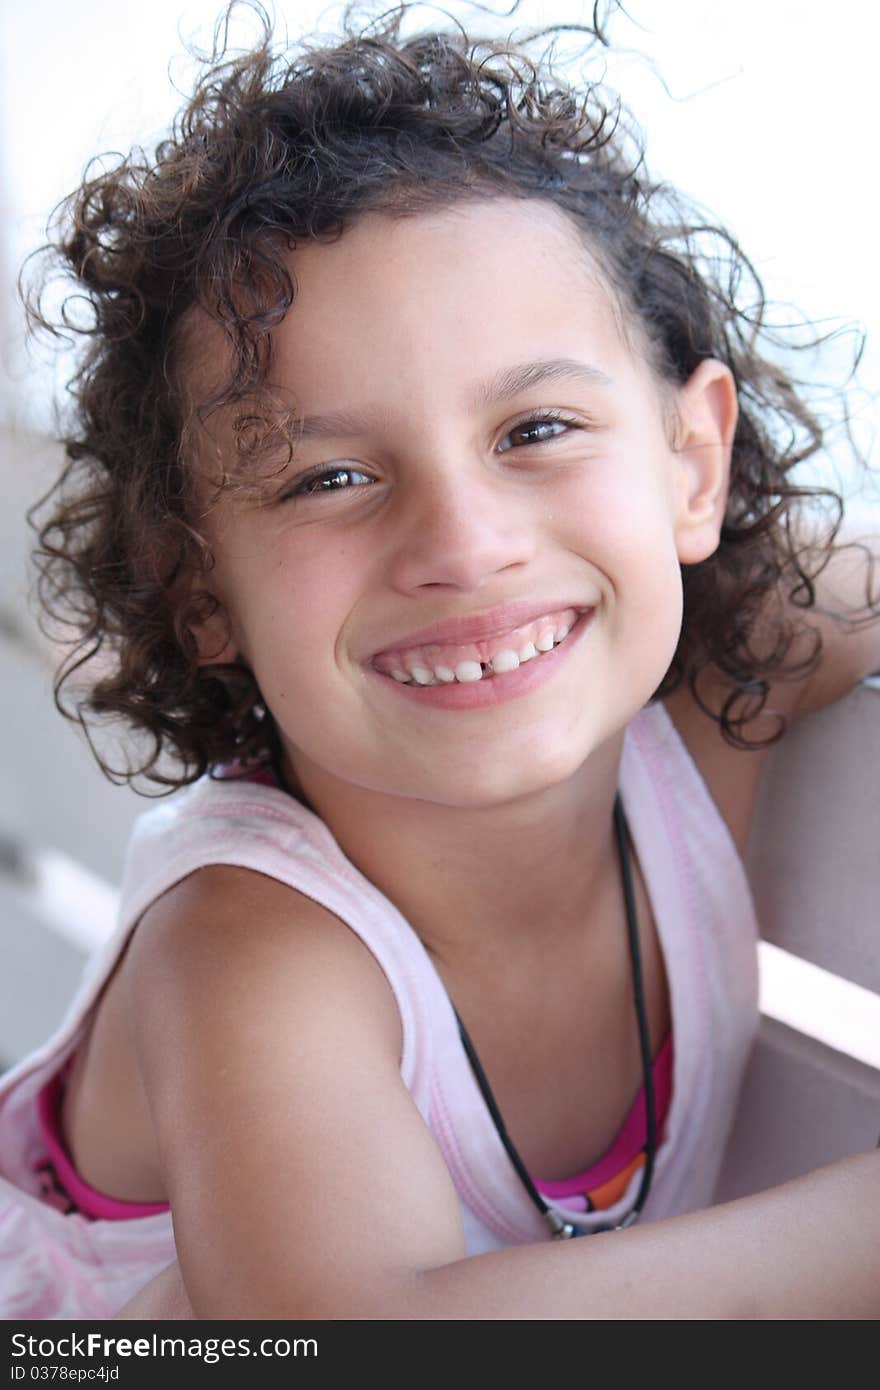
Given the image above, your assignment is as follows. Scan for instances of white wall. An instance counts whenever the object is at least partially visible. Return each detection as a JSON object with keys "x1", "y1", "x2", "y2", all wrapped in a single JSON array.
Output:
[{"x1": 2, "y1": 1, "x2": 879, "y2": 481}]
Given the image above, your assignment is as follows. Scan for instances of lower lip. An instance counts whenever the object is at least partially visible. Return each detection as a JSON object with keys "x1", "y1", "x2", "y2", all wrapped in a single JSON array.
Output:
[{"x1": 367, "y1": 610, "x2": 594, "y2": 711}]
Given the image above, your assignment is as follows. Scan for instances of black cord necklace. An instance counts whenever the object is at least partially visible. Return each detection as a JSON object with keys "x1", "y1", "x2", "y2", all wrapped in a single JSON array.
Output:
[{"x1": 454, "y1": 794, "x2": 657, "y2": 1239}]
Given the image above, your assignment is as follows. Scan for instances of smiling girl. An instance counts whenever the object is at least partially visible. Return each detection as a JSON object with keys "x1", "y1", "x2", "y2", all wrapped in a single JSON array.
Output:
[{"x1": 1, "y1": 4, "x2": 878, "y2": 1319}]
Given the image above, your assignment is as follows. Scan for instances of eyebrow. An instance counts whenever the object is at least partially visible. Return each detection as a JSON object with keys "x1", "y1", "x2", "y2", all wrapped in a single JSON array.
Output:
[{"x1": 291, "y1": 357, "x2": 613, "y2": 440}]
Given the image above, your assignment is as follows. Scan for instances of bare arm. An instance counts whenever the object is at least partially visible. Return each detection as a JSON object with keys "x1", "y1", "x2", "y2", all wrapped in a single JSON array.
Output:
[
  {"x1": 120, "y1": 865, "x2": 880, "y2": 1321},
  {"x1": 119, "y1": 1154, "x2": 879, "y2": 1320}
]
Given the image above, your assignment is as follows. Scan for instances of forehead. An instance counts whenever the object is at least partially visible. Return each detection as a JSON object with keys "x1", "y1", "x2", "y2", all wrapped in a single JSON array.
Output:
[
  {"x1": 179, "y1": 197, "x2": 660, "y2": 495},
  {"x1": 267, "y1": 197, "x2": 641, "y2": 405}
]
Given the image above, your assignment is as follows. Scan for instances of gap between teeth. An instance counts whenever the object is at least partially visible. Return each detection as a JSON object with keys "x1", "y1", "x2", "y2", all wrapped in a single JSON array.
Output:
[{"x1": 389, "y1": 625, "x2": 571, "y2": 686}]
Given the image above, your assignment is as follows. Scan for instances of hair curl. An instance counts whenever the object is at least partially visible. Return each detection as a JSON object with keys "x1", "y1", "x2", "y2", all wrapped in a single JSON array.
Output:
[{"x1": 25, "y1": 0, "x2": 867, "y2": 788}]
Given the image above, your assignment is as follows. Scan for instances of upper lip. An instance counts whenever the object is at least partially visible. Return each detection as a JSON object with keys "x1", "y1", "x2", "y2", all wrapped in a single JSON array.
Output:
[{"x1": 369, "y1": 600, "x2": 592, "y2": 658}]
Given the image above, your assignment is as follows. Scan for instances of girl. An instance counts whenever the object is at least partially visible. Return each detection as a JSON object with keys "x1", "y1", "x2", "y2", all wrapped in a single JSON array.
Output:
[{"x1": 2, "y1": 3, "x2": 879, "y2": 1319}]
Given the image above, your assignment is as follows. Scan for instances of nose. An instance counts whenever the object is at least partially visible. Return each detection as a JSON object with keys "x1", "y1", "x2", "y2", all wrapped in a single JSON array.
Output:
[{"x1": 385, "y1": 463, "x2": 536, "y2": 594}]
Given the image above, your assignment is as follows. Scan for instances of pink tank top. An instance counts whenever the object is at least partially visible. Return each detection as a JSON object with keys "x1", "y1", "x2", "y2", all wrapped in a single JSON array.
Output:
[
  {"x1": 33, "y1": 735, "x2": 676, "y2": 1223},
  {"x1": 33, "y1": 1068, "x2": 167, "y2": 1221},
  {"x1": 0, "y1": 702, "x2": 760, "y2": 1316},
  {"x1": 32, "y1": 1033, "x2": 674, "y2": 1222}
]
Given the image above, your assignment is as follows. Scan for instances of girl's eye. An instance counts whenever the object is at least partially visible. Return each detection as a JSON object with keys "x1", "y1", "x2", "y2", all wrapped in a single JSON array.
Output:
[
  {"x1": 497, "y1": 414, "x2": 579, "y2": 453},
  {"x1": 291, "y1": 466, "x2": 374, "y2": 496}
]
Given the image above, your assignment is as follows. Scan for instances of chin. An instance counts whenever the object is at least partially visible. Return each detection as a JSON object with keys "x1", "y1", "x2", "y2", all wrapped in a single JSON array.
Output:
[{"x1": 405, "y1": 744, "x2": 598, "y2": 812}]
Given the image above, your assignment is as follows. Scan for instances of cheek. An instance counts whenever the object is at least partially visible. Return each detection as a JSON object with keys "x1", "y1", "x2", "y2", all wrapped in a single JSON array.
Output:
[
  {"x1": 557, "y1": 462, "x2": 684, "y2": 665},
  {"x1": 557, "y1": 458, "x2": 679, "y2": 577},
  {"x1": 231, "y1": 551, "x2": 357, "y2": 697}
]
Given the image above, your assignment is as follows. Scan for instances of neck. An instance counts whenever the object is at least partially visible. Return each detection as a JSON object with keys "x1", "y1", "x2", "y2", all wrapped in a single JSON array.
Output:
[{"x1": 282, "y1": 728, "x2": 626, "y2": 968}]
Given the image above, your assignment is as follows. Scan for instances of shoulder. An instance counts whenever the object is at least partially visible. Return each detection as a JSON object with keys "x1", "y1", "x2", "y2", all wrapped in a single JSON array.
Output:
[
  {"x1": 119, "y1": 776, "x2": 362, "y2": 957},
  {"x1": 664, "y1": 523, "x2": 880, "y2": 853},
  {"x1": 64, "y1": 864, "x2": 400, "y2": 1207},
  {"x1": 126, "y1": 864, "x2": 403, "y2": 1067},
  {"x1": 123, "y1": 774, "x2": 309, "y2": 871},
  {"x1": 788, "y1": 526, "x2": 880, "y2": 715},
  {"x1": 661, "y1": 675, "x2": 800, "y2": 858}
]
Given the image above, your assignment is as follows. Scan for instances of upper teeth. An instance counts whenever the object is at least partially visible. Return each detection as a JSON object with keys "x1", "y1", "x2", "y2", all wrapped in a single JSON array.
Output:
[
  {"x1": 455, "y1": 660, "x2": 483, "y2": 683},
  {"x1": 385, "y1": 623, "x2": 573, "y2": 686},
  {"x1": 491, "y1": 648, "x2": 521, "y2": 674}
]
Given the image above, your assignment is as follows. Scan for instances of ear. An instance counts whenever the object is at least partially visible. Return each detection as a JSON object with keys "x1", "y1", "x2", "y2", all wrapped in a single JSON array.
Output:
[
  {"x1": 186, "y1": 585, "x2": 239, "y2": 667},
  {"x1": 671, "y1": 359, "x2": 737, "y2": 565}
]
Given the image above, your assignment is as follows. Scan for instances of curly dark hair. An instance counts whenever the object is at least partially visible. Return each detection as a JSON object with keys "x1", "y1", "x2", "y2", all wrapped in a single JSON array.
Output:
[{"x1": 24, "y1": 0, "x2": 869, "y2": 788}]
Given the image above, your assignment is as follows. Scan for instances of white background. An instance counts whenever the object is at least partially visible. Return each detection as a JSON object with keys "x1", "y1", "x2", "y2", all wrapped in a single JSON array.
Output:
[{"x1": 0, "y1": 0, "x2": 877, "y2": 510}]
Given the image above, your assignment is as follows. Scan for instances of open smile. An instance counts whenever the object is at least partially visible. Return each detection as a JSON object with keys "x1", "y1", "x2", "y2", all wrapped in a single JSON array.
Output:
[
  {"x1": 372, "y1": 607, "x2": 582, "y2": 686},
  {"x1": 368, "y1": 608, "x2": 593, "y2": 709}
]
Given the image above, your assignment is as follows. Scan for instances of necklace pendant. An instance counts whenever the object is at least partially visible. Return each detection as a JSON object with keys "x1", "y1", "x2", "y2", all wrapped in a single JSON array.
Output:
[{"x1": 548, "y1": 1215, "x2": 578, "y2": 1239}]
